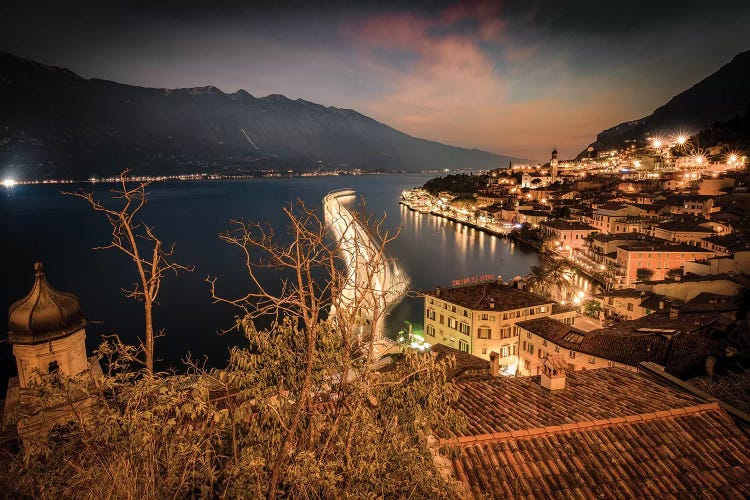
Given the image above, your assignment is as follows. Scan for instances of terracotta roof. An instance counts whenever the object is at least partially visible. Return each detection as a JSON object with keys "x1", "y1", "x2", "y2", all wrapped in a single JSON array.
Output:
[
  {"x1": 539, "y1": 220, "x2": 597, "y2": 231},
  {"x1": 450, "y1": 408, "x2": 750, "y2": 498},
  {"x1": 377, "y1": 344, "x2": 489, "y2": 380},
  {"x1": 516, "y1": 312, "x2": 726, "y2": 372},
  {"x1": 516, "y1": 317, "x2": 670, "y2": 367},
  {"x1": 703, "y1": 233, "x2": 750, "y2": 252},
  {"x1": 427, "y1": 282, "x2": 553, "y2": 312},
  {"x1": 655, "y1": 221, "x2": 714, "y2": 233},
  {"x1": 443, "y1": 368, "x2": 704, "y2": 438},
  {"x1": 617, "y1": 242, "x2": 713, "y2": 252},
  {"x1": 428, "y1": 344, "x2": 490, "y2": 379},
  {"x1": 440, "y1": 368, "x2": 750, "y2": 498}
]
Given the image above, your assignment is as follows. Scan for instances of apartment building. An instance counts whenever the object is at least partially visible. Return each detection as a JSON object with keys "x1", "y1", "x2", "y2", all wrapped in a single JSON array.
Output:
[{"x1": 423, "y1": 281, "x2": 554, "y2": 375}]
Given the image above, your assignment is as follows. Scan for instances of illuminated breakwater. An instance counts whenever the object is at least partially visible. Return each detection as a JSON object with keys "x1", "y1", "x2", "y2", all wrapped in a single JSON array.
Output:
[{"x1": 324, "y1": 189, "x2": 409, "y2": 344}]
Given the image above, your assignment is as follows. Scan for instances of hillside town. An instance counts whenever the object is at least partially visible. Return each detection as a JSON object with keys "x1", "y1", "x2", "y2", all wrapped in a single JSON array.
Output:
[{"x1": 402, "y1": 135, "x2": 750, "y2": 385}]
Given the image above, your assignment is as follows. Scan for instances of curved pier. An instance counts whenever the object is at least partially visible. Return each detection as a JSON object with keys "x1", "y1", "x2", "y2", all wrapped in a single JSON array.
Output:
[{"x1": 324, "y1": 189, "x2": 409, "y2": 345}]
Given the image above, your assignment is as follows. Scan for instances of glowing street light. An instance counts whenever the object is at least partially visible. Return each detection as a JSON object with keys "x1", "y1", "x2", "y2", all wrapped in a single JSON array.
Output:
[
  {"x1": 2, "y1": 178, "x2": 16, "y2": 188},
  {"x1": 652, "y1": 139, "x2": 662, "y2": 149},
  {"x1": 676, "y1": 135, "x2": 687, "y2": 145}
]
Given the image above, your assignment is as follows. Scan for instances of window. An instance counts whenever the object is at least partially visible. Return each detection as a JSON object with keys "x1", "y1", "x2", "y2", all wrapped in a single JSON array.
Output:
[
  {"x1": 430, "y1": 299, "x2": 434, "y2": 305},
  {"x1": 589, "y1": 356, "x2": 596, "y2": 364},
  {"x1": 542, "y1": 339, "x2": 547, "y2": 347},
  {"x1": 522, "y1": 341, "x2": 527, "y2": 351},
  {"x1": 569, "y1": 350, "x2": 576, "y2": 359},
  {"x1": 439, "y1": 314, "x2": 444, "y2": 325},
  {"x1": 526, "y1": 343, "x2": 535, "y2": 355},
  {"x1": 443, "y1": 303, "x2": 448, "y2": 309},
  {"x1": 513, "y1": 326, "x2": 519, "y2": 336},
  {"x1": 516, "y1": 311, "x2": 521, "y2": 318},
  {"x1": 500, "y1": 326, "x2": 511, "y2": 339},
  {"x1": 448, "y1": 317, "x2": 458, "y2": 329},
  {"x1": 481, "y1": 313, "x2": 489, "y2": 320},
  {"x1": 540, "y1": 306, "x2": 547, "y2": 313},
  {"x1": 503, "y1": 312, "x2": 509, "y2": 320},
  {"x1": 458, "y1": 340, "x2": 469, "y2": 353},
  {"x1": 426, "y1": 325, "x2": 436, "y2": 336},
  {"x1": 459, "y1": 323, "x2": 470, "y2": 335},
  {"x1": 527, "y1": 331, "x2": 532, "y2": 339},
  {"x1": 554, "y1": 345, "x2": 560, "y2": 352},
  {"x1": 501, "y1": 345, "x2": 509, "y2": 357},
  {"x1": 451, "y1": 306, "x2": 456, "y2": 313},
  {"x1": 528, "y1": 308, "x2": 534, "y2": 316},
  {"x1": 463, "y1": 309, "x2": 469, "y2": 317},
  {"x1": 627, "y1": 303, "x2": 634, "y2": 312},
  {"x1": 48, "y1": 360, "x2": 59, "y2": 374},
  {"x1": 477, "y1": 327, "x2": 491, "y2": 339},
  {"x1": 538, "y1": 349, "x2": 543, "y2": 358},
  {"x1": 426, "y1": 308, "x2": 436, "y2": 320}
]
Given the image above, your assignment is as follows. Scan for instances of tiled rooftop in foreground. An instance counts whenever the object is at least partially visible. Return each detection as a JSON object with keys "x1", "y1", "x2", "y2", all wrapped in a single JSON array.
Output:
[{"x1": 440, "y1": 368, "x2": 750, "y2": 498}]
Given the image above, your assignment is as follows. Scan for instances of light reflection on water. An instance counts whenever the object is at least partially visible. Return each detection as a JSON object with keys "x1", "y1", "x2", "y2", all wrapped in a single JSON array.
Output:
[{"x1": 1, "y1": 174, "x2": 596, "y2": 391}]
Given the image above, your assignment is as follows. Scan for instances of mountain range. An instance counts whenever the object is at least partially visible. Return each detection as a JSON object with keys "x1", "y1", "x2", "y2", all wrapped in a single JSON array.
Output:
[
  {"x1": 0, "y1": 52, "x2": 518, "y2": 179},
  {"x1": 582, "y1": 49, "x2": 750, "y2": 156}
]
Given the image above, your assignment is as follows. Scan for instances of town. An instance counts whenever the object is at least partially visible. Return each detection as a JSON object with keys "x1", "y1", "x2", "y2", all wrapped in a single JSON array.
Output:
[
  {"x1": 3, "y1": 1, "x2": 750, "y2": 495},
  {"x1": 401, "y1": 135, "x2": 750, "y2": 384}
]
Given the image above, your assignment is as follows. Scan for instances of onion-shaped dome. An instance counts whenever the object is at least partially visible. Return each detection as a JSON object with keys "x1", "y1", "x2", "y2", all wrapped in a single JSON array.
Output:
[{"x1": 8, "y1": 262, "x2": 86, "y2": 344}]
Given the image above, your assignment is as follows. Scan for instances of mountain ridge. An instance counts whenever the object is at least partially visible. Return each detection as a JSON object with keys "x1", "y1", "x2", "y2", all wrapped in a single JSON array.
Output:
[
  {"x1": 581, "y1": 49, "x2": 750, "y2": 155},
  {"x1": 0, "y1": 52, "x2": 521, "y2": 179}
]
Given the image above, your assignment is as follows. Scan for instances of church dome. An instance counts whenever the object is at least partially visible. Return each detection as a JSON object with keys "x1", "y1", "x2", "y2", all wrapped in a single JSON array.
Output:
[{"x1": 8, "y1": 262, "x2": 86, "y2": 344}]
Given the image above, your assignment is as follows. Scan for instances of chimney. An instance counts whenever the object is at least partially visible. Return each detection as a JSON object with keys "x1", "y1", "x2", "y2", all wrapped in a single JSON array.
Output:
[
  {"x1": 658, "y1": 300, "x2": 665, "y2": 310},
  {"x1": 489, "y1": 298, "x2": 496, "y2": 309},
  {"x1": 669, "y1": 303, "x2": 680, "y2": 320},
  {"x1": 540, "y1": 357, "x2": 566, "y2": 391},
  {"x1": 435, "y1": 287, "x2": 441, "y2": 297},
  {"x1": 489, "y1": 351, "x2": 500, "y2": 377}
]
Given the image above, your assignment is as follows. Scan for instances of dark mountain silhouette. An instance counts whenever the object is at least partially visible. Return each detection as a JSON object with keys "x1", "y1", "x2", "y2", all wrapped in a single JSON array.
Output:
[
  {"x1": 0, "y1": 52, "x2": 518, "y2": 179},
  {"x1": 582, "y1": 49, "x2": 750, "y2": 156}
]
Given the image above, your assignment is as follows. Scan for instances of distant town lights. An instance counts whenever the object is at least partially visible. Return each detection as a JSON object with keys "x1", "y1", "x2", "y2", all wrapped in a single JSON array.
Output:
[{"x1": 2, "y1": 178, "x2": 17, "y2": 188}]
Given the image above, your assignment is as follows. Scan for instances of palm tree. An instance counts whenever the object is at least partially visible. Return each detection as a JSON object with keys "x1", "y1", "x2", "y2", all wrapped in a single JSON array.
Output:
[{"x1": 525, "y1": 257, "x2": 570, "y2": 300}]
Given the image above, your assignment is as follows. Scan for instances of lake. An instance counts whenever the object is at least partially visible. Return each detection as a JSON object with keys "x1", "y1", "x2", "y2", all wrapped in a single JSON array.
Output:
[{"x1": 1, "y1": 174, "x2": 541, "y2": 393}]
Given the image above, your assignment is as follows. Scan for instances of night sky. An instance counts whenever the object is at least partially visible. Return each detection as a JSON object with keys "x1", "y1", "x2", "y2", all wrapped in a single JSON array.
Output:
[{"x1": 1, "y1": 0, "x2": 749, "y2": 160}]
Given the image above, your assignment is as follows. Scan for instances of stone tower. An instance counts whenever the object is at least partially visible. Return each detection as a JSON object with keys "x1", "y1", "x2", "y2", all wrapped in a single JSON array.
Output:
[
  {"x1": 8, "y1": 262, "x2": 89, "y2": 388},
  {"x1": 550, "y1": 148, "x2": 559, "y2": 182}
]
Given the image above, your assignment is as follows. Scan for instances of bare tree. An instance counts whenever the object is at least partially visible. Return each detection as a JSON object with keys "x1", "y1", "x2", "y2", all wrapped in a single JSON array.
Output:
[
  {"x1": 208, "y1": 197, "x2": 403, "y2": 499},
  {"x1": 65, "y1": 170, "x2": 193, "y2": 376}
]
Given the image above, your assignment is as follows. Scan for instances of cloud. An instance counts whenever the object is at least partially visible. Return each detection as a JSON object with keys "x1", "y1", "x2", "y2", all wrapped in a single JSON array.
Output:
[{"x1": 344, "y1": 2, "x2": 632, "y2": 159}]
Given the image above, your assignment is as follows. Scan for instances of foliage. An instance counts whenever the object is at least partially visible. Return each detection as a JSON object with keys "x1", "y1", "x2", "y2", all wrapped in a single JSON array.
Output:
[
  {"x1": 423, "y1": 174, "x2": 486, "y2": 196},
  {"x1": 64, "y1": 170, "x2": 193, "y2": 375},
  {"x1": 583, "y1": 300, "x2": 602, "y2": 318},
  {"x1": 691, "y1": 367, "x2": 750, "y2": 415},
  {"x1": 693, "y1": 106, "x2": 750, "y2": 153},
  {"x1": 6, "y1": 321, "x2": 463, "y2": 498},
  {"x1": 636, "y1": 268, "x2": 654, "y2": 282},
  {"x1": 525, "y1": 257, "x2": 570, "y2": 298},
  {"x1": 665, "y1": 268, "x2": 683, "y2": 280},
  {"x1": 5, "y1": 201, "x2": 464, "y2": 498}
]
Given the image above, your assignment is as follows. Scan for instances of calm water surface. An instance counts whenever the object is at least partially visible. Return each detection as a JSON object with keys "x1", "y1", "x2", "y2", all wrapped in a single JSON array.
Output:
[{"x1": 1, "y1": 174, "x2": 540, "y2": 392}]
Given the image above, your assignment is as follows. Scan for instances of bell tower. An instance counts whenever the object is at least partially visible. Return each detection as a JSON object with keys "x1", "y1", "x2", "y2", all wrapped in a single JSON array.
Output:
[
  {"x1": 8, "y1": 262, "x2": 89, "y2": 387},
  {"x1": 550, "y1": 148, "x2": 559, "y2": 182}
]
